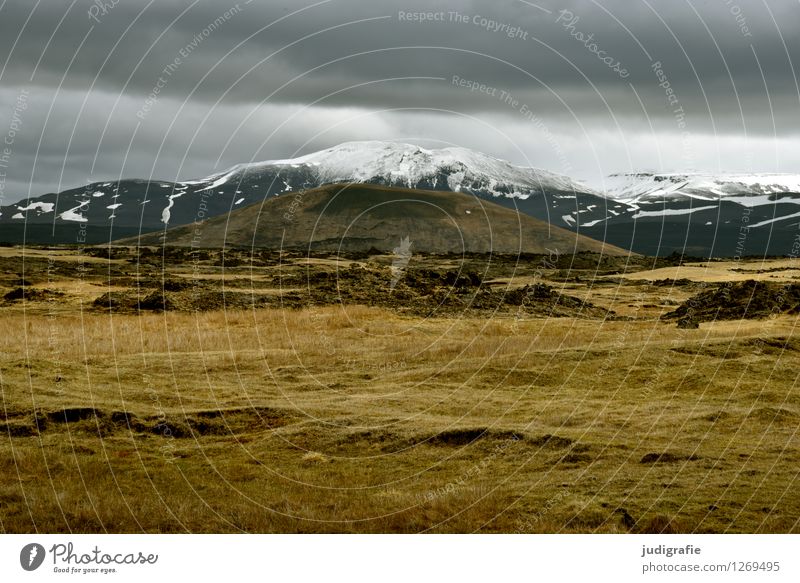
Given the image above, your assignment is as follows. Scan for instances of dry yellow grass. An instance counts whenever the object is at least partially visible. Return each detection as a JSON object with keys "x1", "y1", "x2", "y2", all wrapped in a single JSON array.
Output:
[
  {"x1": 0, "y1": 249, "x2": 798, "y2": 533},
  {"x1": 614, "y1": 259, "x2": 800, "y2": 284}
]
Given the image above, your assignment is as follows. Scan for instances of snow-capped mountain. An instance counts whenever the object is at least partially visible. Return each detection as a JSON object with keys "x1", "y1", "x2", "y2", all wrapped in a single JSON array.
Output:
[
  {"x1": 2, "y1": 141, "x2": 799, "y2": 256},
  {"x1": 206, "y1": 140, "x2": 589, "y2": 198},
  {"x1": 601, "y1": 172, "x2": 800, "y2": 205}
]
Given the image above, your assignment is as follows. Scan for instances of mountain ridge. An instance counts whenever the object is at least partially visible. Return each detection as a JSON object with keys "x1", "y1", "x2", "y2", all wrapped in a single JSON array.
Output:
[{"x1": 2, "y1": 140, "x2": 799, "y2": 256}]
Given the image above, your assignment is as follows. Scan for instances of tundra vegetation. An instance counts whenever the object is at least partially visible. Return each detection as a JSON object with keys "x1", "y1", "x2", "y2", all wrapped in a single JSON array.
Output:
[{"x1": 0, "y1": 245, "x2": 797, "y2": 533}]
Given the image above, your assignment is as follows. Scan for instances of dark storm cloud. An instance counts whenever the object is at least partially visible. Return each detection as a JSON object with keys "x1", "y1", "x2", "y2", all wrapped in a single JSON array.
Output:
[{"x1": 0, "y1": 0, "x2": 798, "y2": 202}]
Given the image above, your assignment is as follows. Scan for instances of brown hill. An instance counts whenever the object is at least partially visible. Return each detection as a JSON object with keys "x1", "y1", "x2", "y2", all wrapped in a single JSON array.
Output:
[{"x1": 124, "y1": 183, "x2": 630, "y2": 255}]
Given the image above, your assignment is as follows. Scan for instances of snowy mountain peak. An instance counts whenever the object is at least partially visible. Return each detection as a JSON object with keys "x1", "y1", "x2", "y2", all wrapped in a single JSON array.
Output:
[{"x1": 198, "y1": 141, "x2": 591, "y2": 199}]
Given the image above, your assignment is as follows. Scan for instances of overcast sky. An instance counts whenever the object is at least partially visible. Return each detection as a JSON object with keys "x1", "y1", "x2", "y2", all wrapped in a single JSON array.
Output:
[{"x1": 0, "y1": 0, "x2": 798, "y2": 204}]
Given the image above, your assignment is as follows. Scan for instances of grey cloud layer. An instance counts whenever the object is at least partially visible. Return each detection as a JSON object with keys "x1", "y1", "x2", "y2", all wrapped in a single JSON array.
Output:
[{"x1": 0, "y1": 0, "x2": 798, "y2": 202}]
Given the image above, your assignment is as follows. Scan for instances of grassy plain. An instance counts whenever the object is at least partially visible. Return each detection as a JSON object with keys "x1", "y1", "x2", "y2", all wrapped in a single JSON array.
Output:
[{"x1": 0, "y1": 246, "x2": 798, "y2": 533}]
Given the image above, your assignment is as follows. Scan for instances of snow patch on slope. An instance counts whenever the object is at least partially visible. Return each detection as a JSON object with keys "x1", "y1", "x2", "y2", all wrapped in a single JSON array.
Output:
[
  {"x1": 16, "y1": 201, "x2": 55, "y2": 214},
  {"x1": 60, "y1": 200, "x2": 90, "y2": 222}
]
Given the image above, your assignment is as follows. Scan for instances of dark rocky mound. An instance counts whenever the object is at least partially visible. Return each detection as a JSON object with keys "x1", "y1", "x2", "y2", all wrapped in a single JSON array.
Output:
[
  {"x1": 291, "y1": 263, "x2": 613, "y2": 318},
  {"x1": 92, "y1": 288, "x2": 268, "y2": 313},
  {"x1": 90, "y1": 262, "x2": 613, "y2": 319},
  {"x1": 650, "y1": 278, "x2": 697, "y2": 287},
  {"x1": 3, "y1": 287, "x2": 65, "y2": 302},
  {"x1": 640, "y1": 452, "x2": 700, "y2": 464},
  {"x1": 426, "y1": 427, "x2": 525, "y2": 446},
  {"x1": 662, "y1": 280, "x2": 800, "y2": 326},
  {"x1": 1, "y1": 406, "x2": 298, "y2": 439}
]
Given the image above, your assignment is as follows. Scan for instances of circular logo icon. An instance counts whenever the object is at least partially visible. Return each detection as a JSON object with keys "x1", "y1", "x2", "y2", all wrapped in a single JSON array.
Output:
[{"x1": 20, "y1": 543, "x2": 46, "y2": 571}]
